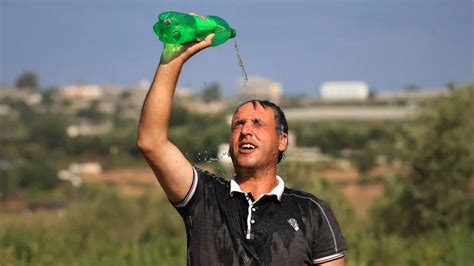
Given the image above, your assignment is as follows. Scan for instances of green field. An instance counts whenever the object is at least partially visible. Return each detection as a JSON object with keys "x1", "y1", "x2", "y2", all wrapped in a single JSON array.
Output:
[{"x1": 1, "y1": 85, "x2": 473, "y2": 265}]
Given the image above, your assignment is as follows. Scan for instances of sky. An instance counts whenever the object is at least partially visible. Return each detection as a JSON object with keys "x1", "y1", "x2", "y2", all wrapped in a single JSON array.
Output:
[{"x1": 1, "y1": 0, "x2": 473, "y2": 96}]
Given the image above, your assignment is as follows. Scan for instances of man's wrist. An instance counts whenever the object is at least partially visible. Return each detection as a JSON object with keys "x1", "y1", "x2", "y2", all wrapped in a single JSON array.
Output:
[{"x1": 158, "y1": 60, "x2": 184, "y2": 72}]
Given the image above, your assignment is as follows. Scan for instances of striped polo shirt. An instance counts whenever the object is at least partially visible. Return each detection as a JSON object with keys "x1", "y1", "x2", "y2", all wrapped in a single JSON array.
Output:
[{"x1": 174, "y1": 167, "x2": 348, "y2": 265}]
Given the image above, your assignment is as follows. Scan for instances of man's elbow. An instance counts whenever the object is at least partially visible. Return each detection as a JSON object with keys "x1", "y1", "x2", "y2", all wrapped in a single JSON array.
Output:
[
  {"x1": 136, "y1": 137, "x2": 152, "y2": 154},
  {"x1": 136, "y1": 134, "x2": 165, "y2": 155}
]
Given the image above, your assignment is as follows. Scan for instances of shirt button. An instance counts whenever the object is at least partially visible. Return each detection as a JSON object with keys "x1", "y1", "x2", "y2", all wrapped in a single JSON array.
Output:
[{"x1": 251, "y1": 219, "x2": 255, "y2": 224}]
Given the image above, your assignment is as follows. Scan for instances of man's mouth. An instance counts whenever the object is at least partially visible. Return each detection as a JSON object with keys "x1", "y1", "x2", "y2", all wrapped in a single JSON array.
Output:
[
  {"x1": 241, "y1": 144, "x2": 256, "y2": 150},
  {"x1": 238, "y1": 142, "x2": 258, "y2": 153}
]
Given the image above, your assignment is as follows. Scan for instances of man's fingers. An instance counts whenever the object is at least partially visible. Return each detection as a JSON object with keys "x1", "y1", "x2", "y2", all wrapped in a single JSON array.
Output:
[
  {"x1": 161, "y1": 33, "x2": 215, "y2": 64},
  {"x1": 184, "y1": 34, "x2": 215, "y2": 56},
  {"x1": 204, "y1": 33, "x2": 215, "y2": 43},
  {"x1": 198, "y1": 33, "x2": 215, "y2": 49}
]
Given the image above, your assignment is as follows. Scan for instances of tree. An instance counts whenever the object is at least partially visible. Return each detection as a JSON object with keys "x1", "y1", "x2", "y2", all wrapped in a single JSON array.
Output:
[
  {"x1": 76, "y1": 100, "x2": 106, "y2": 122},
  {"x1": 201, "y1": 82, "x2": 221, "y2": 103},
  {"x1": 15, "y1": 71, "x2": 39, "y2": 90},
  {"x1": 403, "y1": 84, "x2": 420, "y2": 92},
  {"x1": 0, "y1": 166, "x2": 13, "y2": 200},
  {"x1": 28, "y1": 113, "x2": 68, "y2": 150},
  {"x1": 41, "y1": 87, "x2": 58, "y2": 108},
  {"x1": 170, "y1": 105, "x2": 189, "y2": 126},
  {"x1": 373, "y1": 84, "x2": 474, "y2": 235},
  {"x1": 15, "y1": 161, "x2": 59, "y2": 190}
]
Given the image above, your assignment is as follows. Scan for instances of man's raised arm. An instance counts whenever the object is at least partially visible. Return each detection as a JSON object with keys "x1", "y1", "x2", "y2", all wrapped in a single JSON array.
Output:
[{"x1": 137, "y1": 34, "x2": 214, "y2": 204}]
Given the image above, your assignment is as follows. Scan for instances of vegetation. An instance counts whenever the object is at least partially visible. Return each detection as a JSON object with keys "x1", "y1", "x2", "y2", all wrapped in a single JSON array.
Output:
[
  {"x1": 0, "y1": 185, "x2": 188, "y2": 266},
  {"x1": 201, "y1": 82, "x2": 222, "y2": 103},
  {"x1": 1, "y1": 80, "x2": 473, "y2": 265},
  {"x1": 15, "y1": 71, "x2": 39, "y2": 91},
  {"x1": 372, "y1": 86, "x2": 474, "y2": 235}
]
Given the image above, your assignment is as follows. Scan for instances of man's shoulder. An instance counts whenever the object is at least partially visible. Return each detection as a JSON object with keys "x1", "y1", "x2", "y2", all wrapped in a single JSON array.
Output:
[
  {"x1": 194, "y1": 166, "x2": 230, "y2": 187},
  {"x1": 282, "y1": 187, "x2": 332, "y2": 211}
]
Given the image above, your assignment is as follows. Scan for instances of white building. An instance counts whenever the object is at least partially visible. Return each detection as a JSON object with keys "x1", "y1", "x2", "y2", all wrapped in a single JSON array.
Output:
[
  {"x1": 320, "y1": 81, "x2": 369, "y2": 101},
  {"x1": 60, "y1": 84, "x2": 103, "y2": 100},
  {"x1": 58, "y1": 162, "x2": 103, "y2": 187},
  {"x1": 67, "y1": 121, "x2": 112, "y2": 137},
  {"x1": 375, "y1": 88, "x2": 448, "y2": 101},
  {"x1": 175, "y1": 88, "x2": 194, "y2": 99},
  {"x1": 0, "y1": 86, "x2": 42, "y2": 105},
  {"x1": 0, "y1": 105, "x2": 10, "y2": 116},
  {"x1": 237, "y1": 76, "x2": 283, "y2": 104}
]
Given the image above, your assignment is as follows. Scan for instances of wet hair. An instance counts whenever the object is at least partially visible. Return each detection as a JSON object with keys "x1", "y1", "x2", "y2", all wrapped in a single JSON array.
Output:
[{"x1": 233, "y1": 100, "x2": 289, "y2": 163}]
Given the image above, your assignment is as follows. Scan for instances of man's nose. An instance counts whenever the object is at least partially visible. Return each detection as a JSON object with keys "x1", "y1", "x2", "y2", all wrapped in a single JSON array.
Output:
[{"x1": 240, "y1": 121, "x2": 253, "y2": 135}]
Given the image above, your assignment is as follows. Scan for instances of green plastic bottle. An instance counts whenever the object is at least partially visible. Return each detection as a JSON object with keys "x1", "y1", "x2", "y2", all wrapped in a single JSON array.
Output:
[{"x1": 153, "y1": 11, "x2": 236, "y2": 47}]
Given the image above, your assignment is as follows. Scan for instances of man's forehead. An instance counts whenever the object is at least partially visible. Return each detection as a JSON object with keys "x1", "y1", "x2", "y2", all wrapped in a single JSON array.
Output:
[
  {"x1": 237, "y1": 101, "x2": 270, "y2": 112},
  {"x1": 233, "y1": 102, "x2": 272, "y2": 118}
]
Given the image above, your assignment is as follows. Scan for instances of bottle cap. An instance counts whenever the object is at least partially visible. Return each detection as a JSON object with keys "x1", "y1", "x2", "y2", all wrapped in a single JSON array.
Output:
[{"x1": 230, "y1": 28, "x2": 237, "y2": 38}]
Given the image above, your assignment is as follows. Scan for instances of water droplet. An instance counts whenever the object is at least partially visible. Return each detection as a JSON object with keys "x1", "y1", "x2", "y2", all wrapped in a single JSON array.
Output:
[{"x1": 234, "y1": 38, "x2": 248, "y2": 90}]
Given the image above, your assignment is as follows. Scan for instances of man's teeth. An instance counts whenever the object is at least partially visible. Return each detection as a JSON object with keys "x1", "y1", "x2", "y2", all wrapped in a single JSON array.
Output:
[{"x1": 242, "y1": 144, "x2": 255, "y2": 149}]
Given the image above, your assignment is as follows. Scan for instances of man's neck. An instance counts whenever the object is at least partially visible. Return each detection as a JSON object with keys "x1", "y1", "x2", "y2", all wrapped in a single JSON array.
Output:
[{"x1": 235, "y1": 168, "x2": 278, "y2": 201}]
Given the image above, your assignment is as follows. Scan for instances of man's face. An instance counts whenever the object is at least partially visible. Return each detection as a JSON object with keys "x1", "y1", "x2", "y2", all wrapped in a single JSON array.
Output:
[{"x1": 229, "y1": 102, "x2": 288, "y2": 171}]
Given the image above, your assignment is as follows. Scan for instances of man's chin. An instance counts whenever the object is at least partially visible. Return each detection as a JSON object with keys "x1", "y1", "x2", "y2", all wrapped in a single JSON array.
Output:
[{"x1": 234, "y1": 158, "x2": 258, "y2": 170}]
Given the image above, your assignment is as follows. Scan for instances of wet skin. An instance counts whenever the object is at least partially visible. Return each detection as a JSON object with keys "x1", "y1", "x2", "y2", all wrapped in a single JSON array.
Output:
[{"x1": 229, "y1": 102, "x2": 288, "y2": 179}]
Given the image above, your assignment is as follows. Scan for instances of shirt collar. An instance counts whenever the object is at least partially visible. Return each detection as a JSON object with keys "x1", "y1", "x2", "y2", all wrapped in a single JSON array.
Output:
[{"x1": 230, "y1": 175, "x2": 285, "y2": 202}]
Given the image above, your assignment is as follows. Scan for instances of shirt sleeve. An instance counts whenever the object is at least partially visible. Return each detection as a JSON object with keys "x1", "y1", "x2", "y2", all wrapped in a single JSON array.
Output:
[
  {"x1": 311, "y1": 199, "x2": 348, "y2": 264},
  {"x1": 174, "y1": 167, "x2": 199, "y2": 208},
  {"x1": 173, "y1": 166, "x2": 224, "y2": 220},
  {"x1": 173, "y1": 166, "x2": 204, "y2": 218}
]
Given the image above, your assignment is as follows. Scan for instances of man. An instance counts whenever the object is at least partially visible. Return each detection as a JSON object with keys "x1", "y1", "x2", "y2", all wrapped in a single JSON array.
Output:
[{"x1": 137, "y1": 34, "x2": 347, "y2": 265}]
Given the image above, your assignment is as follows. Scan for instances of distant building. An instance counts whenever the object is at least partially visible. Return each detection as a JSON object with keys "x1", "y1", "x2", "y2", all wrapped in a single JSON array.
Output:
[
  {"x1": 184, "y1": 101, "x2": 228, "y2": 114},
  {"x1": 375, "y1": 88, "x2": 448, "y2": 102},
  {"x1": 0, "y1": 86, "x2": 42, "y2": 105},
  {"x1": 0, "y1": 105, "x2": 10, "y2": 116},
  {"x1": 123, "y1": 85, "x2": 192, "y2": 108},
  {"x1": 175, "y1": 88, "x2": 194, "y2": 99},
  {"x1": 125, "y1": 84, "x2": 148, "y2": 108},
  {"x1": 67, "y1": 121, "x2": 112, "y2": 137},
  {"x1": 284, "y1": 106, "x2": 416, "y2": 121},
  {"x1": 60, "y1": 84, "x2": 103, "y2": 100},
  {"x1": 58, "y1": 162, "x2": 103, "y2": 187},
  {"x1": 320, "y1": 81, "x2": 369, "y2": 101},
  {"x1": 285, "y1": 131, "x2": 328, "y2": 162},
  {"x1": 237, "y1": 76, "x2": 282, "y2": 104}
]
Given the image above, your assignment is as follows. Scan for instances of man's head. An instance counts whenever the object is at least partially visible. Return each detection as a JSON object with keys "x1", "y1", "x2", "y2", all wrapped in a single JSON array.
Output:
[{"x1": 229, "y1": 100, "x2": 289, "y2": 172}]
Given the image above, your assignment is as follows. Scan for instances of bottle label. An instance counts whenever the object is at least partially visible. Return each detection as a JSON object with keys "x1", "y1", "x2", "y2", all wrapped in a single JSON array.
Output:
[{"x1": 193, "y1": 15, "x2": 217, "y2": 40}]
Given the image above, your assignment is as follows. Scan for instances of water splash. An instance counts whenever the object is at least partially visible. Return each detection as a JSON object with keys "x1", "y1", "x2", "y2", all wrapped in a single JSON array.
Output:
[
  {"x1": 234, "y1": 38, "x2": 248, "y2": 90},
  {"x1": 183, "y1": 150, "x2": 233, "y2": 179}
]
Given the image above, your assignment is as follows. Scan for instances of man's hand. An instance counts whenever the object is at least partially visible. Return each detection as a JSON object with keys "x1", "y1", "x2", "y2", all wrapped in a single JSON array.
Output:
[{"x1": 160, "y1": 33, "x2": 215, "y2": 64}]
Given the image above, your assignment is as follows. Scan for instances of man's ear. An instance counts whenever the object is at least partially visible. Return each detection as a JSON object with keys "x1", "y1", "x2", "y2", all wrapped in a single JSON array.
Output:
[{"x1": 279, "y1": 133, "x2": 288, "y2": 152}]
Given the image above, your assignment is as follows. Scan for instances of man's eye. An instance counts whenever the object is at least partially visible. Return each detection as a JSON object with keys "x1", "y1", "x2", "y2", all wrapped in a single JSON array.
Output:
[
  {"x1": 232, "y1": 121, "x2": 243, "y2": 129},
  {"x1": 253, "y1": 119, "x2": 263, "y2": 126}
]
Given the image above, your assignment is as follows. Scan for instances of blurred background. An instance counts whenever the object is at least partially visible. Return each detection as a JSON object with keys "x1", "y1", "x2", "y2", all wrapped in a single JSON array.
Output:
[{"x1": 1, "y1": 0, "x2": 473, "y2": 265}]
